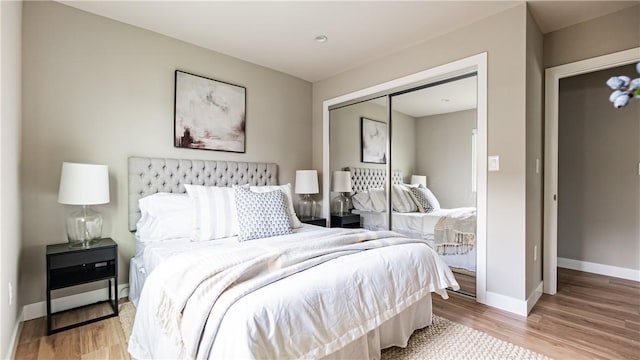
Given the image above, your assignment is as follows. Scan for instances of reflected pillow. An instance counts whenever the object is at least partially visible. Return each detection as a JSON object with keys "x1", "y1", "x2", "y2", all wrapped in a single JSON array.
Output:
[
  {"x1": 392, "y1": 184, "x2": 418, "y2": 213},
  {"x1": 409, "y1": 186, "x2": 441, "y2": 213}
]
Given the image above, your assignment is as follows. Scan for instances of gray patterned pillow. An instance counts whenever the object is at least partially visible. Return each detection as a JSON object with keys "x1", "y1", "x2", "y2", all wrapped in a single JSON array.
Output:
[
  {"x1": 234, "y1": 186, "x2": 293, "y2": 241},
  {"x1": 409, "y1": 186, "x2": 441, "y2": 213}
]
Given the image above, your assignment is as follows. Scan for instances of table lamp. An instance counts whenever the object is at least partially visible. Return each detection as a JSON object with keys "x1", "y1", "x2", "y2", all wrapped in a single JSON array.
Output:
[
  {"x1": 58, "y1": 162, "x2": 110, "y2": 248},
  {"x1": 295, "y1": 170, "x2": 319, "y2": 219},
  {"x1": 332, "y1": 171, "x2": 352, "y2": 216}
]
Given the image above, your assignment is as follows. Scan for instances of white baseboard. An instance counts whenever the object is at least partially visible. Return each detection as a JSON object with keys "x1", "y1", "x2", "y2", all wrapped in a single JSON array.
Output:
[
  {"x1": 526, "y1": 281, "x2": 543, "y2": 314},
  {"x1": 485, "y1": 291, "x2": 528, "y2": 316},
  {"x1": 6, "y1": 311, "x2": 23, "y2": 360},
  {"x1": 23, "y1": 283, "x2": 129, "y2": 321},
  {"x1": 558, "y1": 258, "x2": 640, "y2": 282}
]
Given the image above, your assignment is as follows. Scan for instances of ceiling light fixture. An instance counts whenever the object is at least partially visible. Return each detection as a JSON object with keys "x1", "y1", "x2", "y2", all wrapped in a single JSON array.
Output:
[
  {"x1": 441, "y1": 98, "x2": 450, "y2": 102},
  {"x1": 314, "y1": 35, "x2": 328, "y2": 43}
]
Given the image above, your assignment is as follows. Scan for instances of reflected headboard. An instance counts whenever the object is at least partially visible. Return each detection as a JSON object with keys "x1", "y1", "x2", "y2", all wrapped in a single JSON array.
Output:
[
  {"x1": 128, "y1": 157, "x2": 278, "y2": 231},
  {"x1": 344, "y1": 167, "x2": 402, "y2": 194}
]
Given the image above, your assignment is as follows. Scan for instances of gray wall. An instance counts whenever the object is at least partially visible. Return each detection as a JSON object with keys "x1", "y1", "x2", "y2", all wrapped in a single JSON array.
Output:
[
  {"x1": 415, "y1": 110, "x2": 476, "y2": 208},
  {"x1": 544, "y1": 5, "x2": 640, "y2": 68},
  {"x1": 329, "y1": 100, "x2": 416, "y2": 182},
  {"x1": 313, "y1": 4, "x2": 529, "y2": 300},
  {"x1": 525, "y1": 9, "x2": 544, "y2": 299},
  {"x1": 1, "y1": 1, "x2": 23, "y2": 356},
  {"x1": 558, "y1": 64, "x2": 640, "y2": 271},
  {"x1": 21, "y1": 1, "x2": 312, "y2": 306}
]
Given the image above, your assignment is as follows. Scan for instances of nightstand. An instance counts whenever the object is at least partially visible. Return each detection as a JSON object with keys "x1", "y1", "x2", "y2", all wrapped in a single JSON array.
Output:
[
  {"x1": 299, "y1": 217, "x2": 327, "y2": 227},
  {"x1": 331, "y1": 213, "x2": 361, "y2": 228},
  {"x1": 46, "y1": 238, "x2": 118, "y2": 335}
]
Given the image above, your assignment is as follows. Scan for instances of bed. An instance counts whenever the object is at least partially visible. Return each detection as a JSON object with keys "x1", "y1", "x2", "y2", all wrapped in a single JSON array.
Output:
[
  {"x1": 346, "y1": 167, "x2": 477, "y2": 272},
  {"x1": 126, "y1": 157, "x2": 458, "y2": 359}
]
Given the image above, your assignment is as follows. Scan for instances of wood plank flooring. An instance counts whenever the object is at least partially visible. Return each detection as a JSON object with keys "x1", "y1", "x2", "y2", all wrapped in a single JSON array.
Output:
[
  {"x1": 15, "y1": 268, "x2": 639, "y2": 359},
  {"x1": 433, "y1": 268, "x2": 640, "y2": 359}
]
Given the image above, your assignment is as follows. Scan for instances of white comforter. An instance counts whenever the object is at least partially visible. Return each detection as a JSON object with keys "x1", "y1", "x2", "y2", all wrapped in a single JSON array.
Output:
[{"x1": 128, "y1": 228, "x2": 458, "y2": 359}]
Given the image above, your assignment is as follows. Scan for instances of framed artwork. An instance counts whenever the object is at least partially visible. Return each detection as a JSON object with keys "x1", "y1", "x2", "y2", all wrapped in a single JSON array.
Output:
[
  {"x1": 361, "y1": 117, "x2": 387, "y2": 164},
  {"x1": 174, "y1": 70, "x2": 246, "y2": 153}
]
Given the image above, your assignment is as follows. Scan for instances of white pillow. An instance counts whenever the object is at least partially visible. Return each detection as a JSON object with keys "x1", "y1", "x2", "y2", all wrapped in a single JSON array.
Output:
[
  {"x1": 352, "y1": 191, "x2": 373, "y2": 211},
  {"x1": 136, "y1": 210, "x2": 192, "y2": 242},
  {"x1": 392, "y1": 184, "x2": 418, "y2": 213},
  {"x1": 138, "y1": 192, "x2": 192, "y2": 217},
  {"x1": 368, "y1": 188, "x2": 387, "y2": 212},
  {"x1": 184, "y1": 184, "x2": 239, "y2": 241},
  {"x1": 136, "y1": 193, "x2": 193, "y2": 242},
  {"x1": 250, "y1": 183, "x2": 302, "y2": 228}
]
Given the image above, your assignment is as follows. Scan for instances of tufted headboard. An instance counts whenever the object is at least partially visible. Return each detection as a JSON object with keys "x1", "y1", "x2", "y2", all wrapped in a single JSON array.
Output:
[
  {"x1": 344, "y1": 167, "x2": 402, "y2": 194},
  {"x1": 128, "y1": 157, "x2": 278, "y2": 231}
]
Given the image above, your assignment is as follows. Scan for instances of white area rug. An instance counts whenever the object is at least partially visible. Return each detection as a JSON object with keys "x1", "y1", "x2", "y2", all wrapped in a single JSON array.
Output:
[{"x1": 119, "y1": 302, "x2": 549, "y2": 359}]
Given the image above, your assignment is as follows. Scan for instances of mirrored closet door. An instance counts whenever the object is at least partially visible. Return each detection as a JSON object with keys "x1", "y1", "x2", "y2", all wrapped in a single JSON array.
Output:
[
  {"x1": 389, "y1": 74, "x2": 478, "y2": 297},
  {"x1": 327, "y1": 72, "x2": 481, "y2": 298}
]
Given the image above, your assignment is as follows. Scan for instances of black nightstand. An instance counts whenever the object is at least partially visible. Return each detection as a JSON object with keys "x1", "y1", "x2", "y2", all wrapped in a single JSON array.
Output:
[
  {"x1": 299, "y1": 217, "x2": 327, "y2": 227},
  {"x1": 46, "y1": 238, "x2": 118, "y2": 335},
  {"x1": 331, "y1": 213, "x2": 361, "y2": 228}
]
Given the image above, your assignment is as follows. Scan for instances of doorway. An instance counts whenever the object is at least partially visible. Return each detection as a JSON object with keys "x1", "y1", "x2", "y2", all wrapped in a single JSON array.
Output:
[{"x1": 543, "y1": 47, "x2": 640, "y2": 294}]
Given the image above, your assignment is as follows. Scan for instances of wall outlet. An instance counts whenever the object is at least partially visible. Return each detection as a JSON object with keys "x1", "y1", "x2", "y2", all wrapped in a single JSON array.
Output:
[
  {"x1": 488, "y1": 156, "x2": 500, "y2": 171},
  {"x1": 534, "y1": 245, "x2": 538, "y2": 262},
  {"x1": 8, "y1": 282, "x2": 13, "y2": 306}
]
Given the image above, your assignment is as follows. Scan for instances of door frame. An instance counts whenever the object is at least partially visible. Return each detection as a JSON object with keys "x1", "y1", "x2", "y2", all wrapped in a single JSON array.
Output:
[
  {"x1": 322, "y1": 53, "x2": 488, "y2": 303},
  {"x1": 543, "y1": 47, "x2": 640, "y2": 295}
]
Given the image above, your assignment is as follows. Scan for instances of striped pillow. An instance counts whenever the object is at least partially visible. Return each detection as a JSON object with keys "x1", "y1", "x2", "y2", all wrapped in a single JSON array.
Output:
[
  {"x1": 184, "y1": 184, "x2": 239, "y2": 241},
  {"x1": 392, "y1": 184, "x2": 418, "y2": 212}
]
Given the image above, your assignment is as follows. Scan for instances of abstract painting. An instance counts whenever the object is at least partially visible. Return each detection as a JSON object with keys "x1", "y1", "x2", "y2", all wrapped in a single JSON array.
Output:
[
  {"x1": 361, "y1": 117, "x2": 387, "y2": 164},
  {"x1": 174, "y1": 70, "x2": 246, "y2": 153}
]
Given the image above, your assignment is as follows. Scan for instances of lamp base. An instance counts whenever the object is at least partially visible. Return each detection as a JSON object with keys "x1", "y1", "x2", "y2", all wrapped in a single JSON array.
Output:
[
  {"x1": 298, "y1": 194, "x2": 318, "y2": 219},
  {"x1": 331, "y1": 193, "x2": 351, "y2": 216},
  {"x1": 66, "y1": 206, "x2": 103, "y2": 248}
]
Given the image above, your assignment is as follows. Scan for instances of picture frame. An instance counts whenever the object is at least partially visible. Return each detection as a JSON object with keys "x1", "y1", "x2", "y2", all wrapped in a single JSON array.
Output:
[
  {"x1": 360, "y1": 117, "x2": 387, "y2": 164},
  {"x1": 174, "y1": 70, "x2": 246, "y2": 153}
]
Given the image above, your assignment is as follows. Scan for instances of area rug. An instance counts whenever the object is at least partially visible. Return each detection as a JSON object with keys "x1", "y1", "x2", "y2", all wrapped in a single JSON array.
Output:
[{"x1": 118, "y1": 302, "x2": 549, "y2": 359}]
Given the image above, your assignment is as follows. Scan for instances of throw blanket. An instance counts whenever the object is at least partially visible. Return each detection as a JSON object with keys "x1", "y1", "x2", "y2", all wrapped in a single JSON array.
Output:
[
  {"x1": 135, "y1": 228, "x2": 452, "y2": 360},
  {"x1": 434, "y1": 208, "x2": 476, "y2": 255}
]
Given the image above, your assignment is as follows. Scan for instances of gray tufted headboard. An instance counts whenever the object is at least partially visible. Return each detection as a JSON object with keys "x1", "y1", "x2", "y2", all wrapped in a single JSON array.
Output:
[
  {"x1": 345, "y1": 167, "x2": 402, "y2": 194},
  {"x1": 128, "y1": 157, "x2": 278, "y2": 231}
]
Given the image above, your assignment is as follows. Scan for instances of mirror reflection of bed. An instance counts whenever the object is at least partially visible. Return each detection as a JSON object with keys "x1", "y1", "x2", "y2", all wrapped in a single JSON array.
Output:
[
  {"x1": 328, "y1": 74, "x2": 478, "y2": 298},
  {"x1": 348, "y1": 168, "x2": 477, "y2": 297}
]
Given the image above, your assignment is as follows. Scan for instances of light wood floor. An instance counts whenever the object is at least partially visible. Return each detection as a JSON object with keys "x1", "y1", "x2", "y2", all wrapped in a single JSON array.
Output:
[{"x1": 15, "y1": 268, "x2": 639, "y2": 359}]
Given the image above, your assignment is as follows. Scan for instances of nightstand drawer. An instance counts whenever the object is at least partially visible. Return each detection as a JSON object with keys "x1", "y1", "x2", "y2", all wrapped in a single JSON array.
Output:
[{"x1": 49, "y1": 247, "x2": 116, "y2": 269}]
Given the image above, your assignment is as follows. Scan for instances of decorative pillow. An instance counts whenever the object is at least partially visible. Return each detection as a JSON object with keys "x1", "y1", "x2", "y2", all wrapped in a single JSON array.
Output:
[
  {"x1": 409, "y1": 186, "x2": 441, "y2": 213},
  {"x1": 184, "y1": 184, "x2": 239, "y2": 241},
  {"x1": 250, "y1": 183, "x2": 302, "y2": 228},
  {"x1": 392, "y1": 184, "x2": 418, "y2": 213},
  {"x1": 234, "y1": 186, "x2": 293, "y2": 241}
]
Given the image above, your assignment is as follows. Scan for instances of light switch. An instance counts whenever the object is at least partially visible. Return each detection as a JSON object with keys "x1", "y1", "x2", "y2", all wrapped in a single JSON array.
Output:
[{"x1": 488, "y1": 156, "x2": 500, "y2": 172}]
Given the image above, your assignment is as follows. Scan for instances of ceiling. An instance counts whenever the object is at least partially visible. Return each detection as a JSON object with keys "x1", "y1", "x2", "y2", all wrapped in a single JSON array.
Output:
[
  {"x1": 59, "y1": 1, "x2": 638, "y2": 82},
  {"x1": 371, "y1": 75, "x2": 477, "y2": 118}
]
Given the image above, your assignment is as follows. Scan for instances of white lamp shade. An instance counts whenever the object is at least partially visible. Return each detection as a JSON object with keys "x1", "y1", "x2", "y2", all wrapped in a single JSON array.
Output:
[
  {"x1": 294, "y1": 170, "x2": 319, "y2": 194},
  {"x1": 410, "y1": 175, "x2": 427, "y2": 188},
  {"x1": 58, "y1": 162, "x2": 110, "y2": 205},
  {"x1": 332, "y1": 171, "x2": 352, "y2": 193}
]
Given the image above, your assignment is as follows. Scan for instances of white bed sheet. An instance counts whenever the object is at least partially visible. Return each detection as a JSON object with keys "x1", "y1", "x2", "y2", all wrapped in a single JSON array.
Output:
[
  {"x1": 353, "y1": 208, "x2": 477, "y2": 272},
  {"x1": 128, "y1": 227, "x2": 456, "y2": 359}
]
